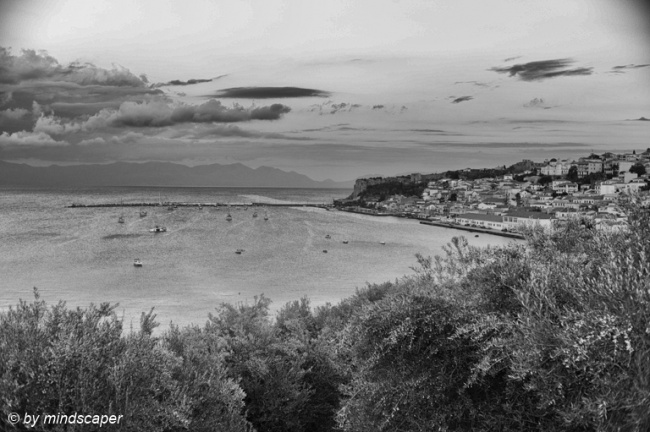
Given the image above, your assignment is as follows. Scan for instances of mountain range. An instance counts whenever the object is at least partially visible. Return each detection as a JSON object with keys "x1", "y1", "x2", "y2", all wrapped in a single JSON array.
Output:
[{"x1": 0, "y1": 161, "x2": 354, "y2": 189}]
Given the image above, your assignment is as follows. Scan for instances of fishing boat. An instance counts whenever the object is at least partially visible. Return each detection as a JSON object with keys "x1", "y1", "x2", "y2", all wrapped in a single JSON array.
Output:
[
  {"x1": 149, "y1": 225, "x2": 167, "y2": 233},
  {"x1": 118, "y1": 215, "x2": 125, "y2": 224},
  {"x1": 252, "y1": 211, "x2": 258, "y2": 218},
  {"x1": 226, "y1": 213, "x2": 232, "y2": 222},
  {"x1": 140, "y1": 210, "x2": 147, "y2": 217},
  {"x1": 133, "y1": 258, "x2": 143, "y2": 267},
  {"x1": 235, "y1": 248, "x2": 245, "y2": 255}
]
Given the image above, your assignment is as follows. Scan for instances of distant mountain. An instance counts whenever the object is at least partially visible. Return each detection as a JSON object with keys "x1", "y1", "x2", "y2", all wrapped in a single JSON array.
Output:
[{"x1": 0, "y1": 161, "x2": 354, "y2": 189}]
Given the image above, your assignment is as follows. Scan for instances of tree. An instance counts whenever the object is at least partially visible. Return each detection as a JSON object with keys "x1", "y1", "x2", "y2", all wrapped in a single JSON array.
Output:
[
  {"x1": 566, "y1": 165, "x2": 579, "y2": 182},
  {"x1": 630, "y1": 163, "x2": 647, "y2": 176}
]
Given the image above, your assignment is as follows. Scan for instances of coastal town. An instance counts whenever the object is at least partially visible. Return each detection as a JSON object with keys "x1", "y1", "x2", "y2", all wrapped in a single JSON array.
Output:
[{"x1": 335, "y1": 148, "x2": 650, "y2": 236}]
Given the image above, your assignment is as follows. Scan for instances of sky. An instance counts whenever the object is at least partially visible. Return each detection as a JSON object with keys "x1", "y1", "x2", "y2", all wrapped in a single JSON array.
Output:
[{"x1": 0, "y1": 0, "x2": 649, "y2": 181}]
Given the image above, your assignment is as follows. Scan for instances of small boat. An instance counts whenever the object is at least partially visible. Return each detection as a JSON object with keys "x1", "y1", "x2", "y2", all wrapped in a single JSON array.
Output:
[
  {"x1": 264, "y1": 211, "x2": 269, "y2": 221},
  {"x1": 133, "y1": 259, "x2": 143, "y2": 267},
  {"x1": 149, "y1": 225, "x2": 167, "y2": 233},
  {"x1": 235, "y1": 248, "x2": 245, "y2": 255},
  {"x1": 252, "y1": 212, "x2": 258, "y2": 218},
  {"x1": 168, "y1": 206, "x2": 174, "y2": 211},
  {"x1": 139, "y1": 210, "x2": 147, "y2": 217},
  {"x1": 380, "y1": 241, "x2": 386, "y2": 245},
  {"x1": 198, "y1": 205, "x2": 203, "y2": 210},
  {"x1": 323, "y1": 250, "x2": 328, "y2": 253},
  {"x1": 118, "y1": 215, "x2": 125, "y2": 224},
  {"x1": 325, "y1": 235, "x2": 331, "y2": 239},
  {"x1": 226, "y1": 213, "x2": 232, "y2": 221},
  {"x1": 475, "y1": 235, "x2": 479, "y2": 237},
  {"x1": 342, "y1": 240, "x2": 349, "y2": 244}
]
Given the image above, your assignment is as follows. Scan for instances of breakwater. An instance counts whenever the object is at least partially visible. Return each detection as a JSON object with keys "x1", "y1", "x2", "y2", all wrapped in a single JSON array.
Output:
[
  {"x1": 419, "y1": 221, "x2": 525, "y2": 239},
  {"x1": 68, "y1": 202, "x2": 333, "y2": 209}
]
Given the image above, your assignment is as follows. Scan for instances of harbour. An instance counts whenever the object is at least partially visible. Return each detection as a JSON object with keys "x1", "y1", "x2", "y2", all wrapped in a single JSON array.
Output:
[{"x1": 1, "y1": 186, "x2": 516, "y2": 330}]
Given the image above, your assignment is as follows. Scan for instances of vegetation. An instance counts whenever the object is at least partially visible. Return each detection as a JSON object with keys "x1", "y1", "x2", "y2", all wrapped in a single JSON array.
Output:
[
  {"x1": 356, "y1": 180, "x2": 428, "y2": 202},
  {"x1": 2, "y1": 207, "x2": 650, "y2": 431}
]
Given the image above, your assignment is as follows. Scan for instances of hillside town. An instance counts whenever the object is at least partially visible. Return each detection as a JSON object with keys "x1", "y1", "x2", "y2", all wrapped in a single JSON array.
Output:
[{"x1": 336, "y1": 149, "x2": 650, "y2": 235}]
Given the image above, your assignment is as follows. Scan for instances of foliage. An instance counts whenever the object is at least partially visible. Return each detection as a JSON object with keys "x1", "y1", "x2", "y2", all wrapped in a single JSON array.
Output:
[
  {"x1": 358, "y1": 181, "x2": 428, "y2": 202},
  {"x1": 0, "y1": 290, "x2": 252, "y2": 432},
  {"x1": 629, "y1": 163, "x2": 646, "y2": 176}
]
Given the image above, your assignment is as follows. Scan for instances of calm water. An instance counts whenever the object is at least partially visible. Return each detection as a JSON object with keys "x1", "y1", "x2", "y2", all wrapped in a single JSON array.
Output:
[{"x1": 1, "y1": 186, "x2": 517, "y2": 330}]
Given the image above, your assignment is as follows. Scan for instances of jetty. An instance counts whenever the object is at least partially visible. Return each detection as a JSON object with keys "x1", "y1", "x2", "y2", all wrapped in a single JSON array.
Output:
[
  {"x1": 68, "y1": 201, "x2": 333, "y2": 210},
  {"x1": 419, "y1": 220, "x2": 525, "y2": 239}
]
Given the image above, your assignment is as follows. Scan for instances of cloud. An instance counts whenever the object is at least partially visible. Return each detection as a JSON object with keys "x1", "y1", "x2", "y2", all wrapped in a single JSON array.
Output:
[
  {"x1": 489, "y1": 58, "x2": 593, "y2": 81},
  {"x1": 611, "y1": 63, "x2": 650, "y2": 71},
  {"x1": 0, "y1": 130, "x2": 64, "y2": 146},
  {"x1": 82, "y1": 98, "x2": 291, "y2": 129},
  {"x1": 454, "y1": 81, "x2": 490, "y2": 88},
  {"x1": 451, "y1": 96, "x2": 473, "y2": 103},
  {"x1": 173, "y1": 124, "x2": 311, "y2": 141},
  {"x1": 33, "y1": 114, "x2": 82, "y2": 136},
  {"x1": 211, "y1": 87, "x2": 330, "y2": 98},
  {"x1": 0, "y1": 107, "x2": 29, "y2": 120},
  {"x1": 154, "y1": 76, "x2": 225, "y2": 87},
  {"x1": 0, "y1": 47, "x2": 147, "y2": 87},
  {"x1": 504, "y1": 56, "x2": 522, "y2": 62}
]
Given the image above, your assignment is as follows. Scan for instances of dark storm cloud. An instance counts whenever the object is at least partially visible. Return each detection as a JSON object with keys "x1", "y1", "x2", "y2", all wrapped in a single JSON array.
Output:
[
  {"x1": 211, "y1": 87, "x2": 330, "y2": 99},
  {"x1": 489, "y1": 58, "x2": 593, "y2": 81},
  {"x1": 451, "y1": 96, "x2": 473, "y2": 103},
  {"x1": 0, "y1": 47, "x2": 147, "y2": 86}
]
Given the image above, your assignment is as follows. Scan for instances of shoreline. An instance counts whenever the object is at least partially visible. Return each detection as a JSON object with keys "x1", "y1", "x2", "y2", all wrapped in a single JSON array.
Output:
[
  {"x1": 419, "y1": 220, "x2": 525, "y2": 239},
  {"x1": 335, "y1": 207, "x2": 524, "y2": 239}
]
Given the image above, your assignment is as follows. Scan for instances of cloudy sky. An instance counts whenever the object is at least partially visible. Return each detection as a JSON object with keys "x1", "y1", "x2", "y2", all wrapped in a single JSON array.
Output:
[{"x1": 1, "y1": 0, "x2": 649, "y2": 181}]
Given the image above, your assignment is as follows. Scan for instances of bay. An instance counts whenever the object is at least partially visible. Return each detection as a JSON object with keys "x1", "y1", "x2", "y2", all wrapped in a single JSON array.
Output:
[{"x1": 0, "y1": 186, "x2": 517, "y2": 330}]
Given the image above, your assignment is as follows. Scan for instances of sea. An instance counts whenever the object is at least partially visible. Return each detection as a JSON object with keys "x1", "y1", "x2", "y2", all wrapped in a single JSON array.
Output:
[{"x1": 0, "y1": 186, "x2": 518, "y2": 331}]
